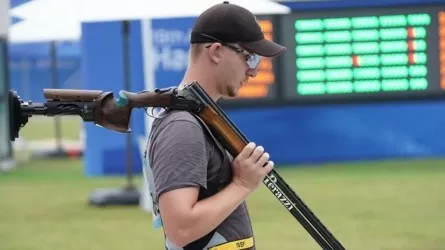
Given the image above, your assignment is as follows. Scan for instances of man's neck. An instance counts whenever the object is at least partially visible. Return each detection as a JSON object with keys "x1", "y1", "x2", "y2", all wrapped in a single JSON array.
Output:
[{"x1": 180, "y1": 66, "x2": 221, "y2": 102}]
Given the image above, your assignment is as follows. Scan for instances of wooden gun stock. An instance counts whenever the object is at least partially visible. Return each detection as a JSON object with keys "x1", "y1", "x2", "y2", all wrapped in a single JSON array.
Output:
[
  {"x1": 10, "y1": 86, "x2": 196, "y2": 141},
  {"x1": 40, "y1": 88, "x2": 178, "y2": 133}
]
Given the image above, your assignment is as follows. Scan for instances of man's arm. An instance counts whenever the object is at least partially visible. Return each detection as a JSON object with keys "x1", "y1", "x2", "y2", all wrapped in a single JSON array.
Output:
[
  {"x1": 151, "y1": 117, "x2": 238, "y2": 247},
  {"x1": 159, "y1": 181, "x2": 252, "y2": 247},
  {"x1": 151, "y1": 116, "x2": 272, "y2": 247}
]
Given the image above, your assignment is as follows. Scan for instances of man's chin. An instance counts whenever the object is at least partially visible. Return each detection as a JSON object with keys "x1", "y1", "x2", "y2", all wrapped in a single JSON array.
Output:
[
  {"x1": 228, "y1": 90, "x2": 239, "y2": 98},
  {"x1": 220, "y1": 88, "x2": 236, "y2": 98},
  {"x1": 220, "y1": 93, "x2": 238, "y2": 100}
]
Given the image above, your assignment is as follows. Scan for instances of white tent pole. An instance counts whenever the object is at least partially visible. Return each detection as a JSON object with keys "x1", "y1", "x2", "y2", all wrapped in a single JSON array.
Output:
[
  {"x1": 141, "y1": 19, "x2": 155, "y2": 138},
  {"x1": 139, "y1": 18, "x2": 155, "y2": 212}
]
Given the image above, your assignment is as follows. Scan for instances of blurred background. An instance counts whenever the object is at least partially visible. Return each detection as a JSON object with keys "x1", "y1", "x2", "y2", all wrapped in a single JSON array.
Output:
[{"x1": 1, "y1": 0, "x2": 445, "y2": 249}]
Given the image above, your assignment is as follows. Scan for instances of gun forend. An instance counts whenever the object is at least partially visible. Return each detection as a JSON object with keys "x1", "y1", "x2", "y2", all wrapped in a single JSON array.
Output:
[{"x1": 44, "y1": 89, "x2": 106, "y2": 101}]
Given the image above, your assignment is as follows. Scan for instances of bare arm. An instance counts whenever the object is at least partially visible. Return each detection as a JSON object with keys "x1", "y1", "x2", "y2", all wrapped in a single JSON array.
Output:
[
  {"x1": 159, "y1": 182, "x2": 252, "y2": 247},
  {"x1": 159, "y1": 142, "x2": 274, "y2": 247}
]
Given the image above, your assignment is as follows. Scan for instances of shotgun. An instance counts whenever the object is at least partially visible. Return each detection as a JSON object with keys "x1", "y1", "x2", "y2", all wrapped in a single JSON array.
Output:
[{"x1": 8, "y1": 81, "x2": 346, "y2": 250}]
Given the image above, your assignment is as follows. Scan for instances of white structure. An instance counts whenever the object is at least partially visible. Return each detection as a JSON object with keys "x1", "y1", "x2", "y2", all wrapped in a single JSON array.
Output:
[
  {"x1": 10, "y1": 0, "x2": 290, "y2": 22},
  {"x1": 9, "y1": 18, "x2": 80, "y2": 43}
]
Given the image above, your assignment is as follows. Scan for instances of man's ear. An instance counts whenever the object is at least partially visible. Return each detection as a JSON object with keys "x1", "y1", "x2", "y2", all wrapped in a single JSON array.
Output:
[{"x1": 207, "y1": 43, "x2": 223, "y2": 64}]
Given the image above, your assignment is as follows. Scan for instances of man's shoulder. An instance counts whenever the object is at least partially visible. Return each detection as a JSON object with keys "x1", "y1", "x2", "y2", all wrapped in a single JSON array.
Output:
[
  {"x1": 150, "y1": 110, "x2": 205, "y2": 139},
  {"x1": 154, "y1": 109, "x2": 203, "y2": 128}
]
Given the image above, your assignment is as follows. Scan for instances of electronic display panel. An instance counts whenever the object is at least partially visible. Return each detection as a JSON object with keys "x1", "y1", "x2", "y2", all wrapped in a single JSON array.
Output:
[{"x1": 278, "y1": 4, "x2": 445, "y2": 104}]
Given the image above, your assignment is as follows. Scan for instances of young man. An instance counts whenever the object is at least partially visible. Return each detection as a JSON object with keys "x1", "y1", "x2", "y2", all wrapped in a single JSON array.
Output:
[{"x1": 144, "y1": 1, "x2": 287, "y2": 249}]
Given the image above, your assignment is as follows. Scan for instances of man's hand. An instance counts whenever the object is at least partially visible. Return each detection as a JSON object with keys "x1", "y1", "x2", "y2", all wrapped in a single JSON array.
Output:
[{"x1": 231, "y1": 142, "x2": 274, "y2": 191}]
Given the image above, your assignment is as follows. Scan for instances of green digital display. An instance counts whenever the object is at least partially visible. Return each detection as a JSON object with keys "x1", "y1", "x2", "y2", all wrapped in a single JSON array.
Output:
[
  {"x1": 221, "y1": 5, "x2": 445, "y2": 108},
  {"x1": 296, "y1": 14, "x2": 430, "y2": 96},
  {"x1": 278, "y1": 5, "x2": 445, "y2": 104}
]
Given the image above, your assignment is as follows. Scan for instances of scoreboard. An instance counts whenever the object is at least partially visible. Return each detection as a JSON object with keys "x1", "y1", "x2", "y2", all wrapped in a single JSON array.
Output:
[
  {"x1": 279, "y1": 4, "x2": 445, "y2": 104},
  {"x1": 220, "y1": 3, "x2": 445, "y2": 109}
]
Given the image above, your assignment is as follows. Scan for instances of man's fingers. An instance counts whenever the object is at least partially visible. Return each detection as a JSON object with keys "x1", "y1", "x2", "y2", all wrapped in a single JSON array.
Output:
[
  {"x1": 257, "y1": 152, "x2": 270, "y2": 166},
  {"x1": 236, "y1": 142, "x2": 256, "y2": 161},
  {"x1": 262, "y1": 161, "x2": 274, "y2": 174},
  {"x1": 250, "y1": 145, "x2": 265, "y2": 162}
]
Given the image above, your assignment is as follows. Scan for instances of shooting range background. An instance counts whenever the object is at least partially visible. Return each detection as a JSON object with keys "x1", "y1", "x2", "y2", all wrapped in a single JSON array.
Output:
[{"x1": 7, "y1": 0, "x2": 445, "y2": 176}]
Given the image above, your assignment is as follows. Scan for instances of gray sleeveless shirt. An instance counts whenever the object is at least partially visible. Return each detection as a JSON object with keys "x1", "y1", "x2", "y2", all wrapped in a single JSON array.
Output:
[{"x1": 143, "y1": 109, "x2": 255, "y2": 250}]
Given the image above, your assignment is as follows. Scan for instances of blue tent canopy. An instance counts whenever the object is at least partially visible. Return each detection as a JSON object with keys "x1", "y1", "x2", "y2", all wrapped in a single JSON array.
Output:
[
  {"x1": 7, "y1": 0, "x2": 81, "y2": 101},
  {"x1": 8, "y1": 41, "x2": 80, "y2": 59}
]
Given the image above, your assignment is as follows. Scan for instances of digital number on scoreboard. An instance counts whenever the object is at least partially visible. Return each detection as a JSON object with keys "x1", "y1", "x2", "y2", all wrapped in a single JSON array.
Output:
[{"x1": 279, "y1": 5, "x2": 445, "y2": 104}]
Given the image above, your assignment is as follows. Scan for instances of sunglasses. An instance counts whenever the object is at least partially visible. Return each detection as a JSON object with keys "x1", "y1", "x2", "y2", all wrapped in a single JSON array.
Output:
[{"x1": 201, "y1": 34, "x2": 262, "y2": 69}]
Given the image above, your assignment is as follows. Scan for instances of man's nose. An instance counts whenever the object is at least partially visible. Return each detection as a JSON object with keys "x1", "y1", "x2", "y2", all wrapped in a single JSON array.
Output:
[{"x1": 247, "y1": 68, "x2": 258, "y2": 77}]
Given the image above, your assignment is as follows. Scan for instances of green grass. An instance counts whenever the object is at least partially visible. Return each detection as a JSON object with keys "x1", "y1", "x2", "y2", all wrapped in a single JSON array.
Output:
[
  {"x1": 18, "y1": 117, "x2": 82, "y2": 141},
  {"x1": 1, "y1": 158, "x2": 445, "y2": 250}
]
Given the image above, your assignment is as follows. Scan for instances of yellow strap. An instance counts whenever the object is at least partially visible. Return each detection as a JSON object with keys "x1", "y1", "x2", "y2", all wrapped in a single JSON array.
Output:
[{"x1": 208, "y1": 237, "x2": 254, "y2": 250}]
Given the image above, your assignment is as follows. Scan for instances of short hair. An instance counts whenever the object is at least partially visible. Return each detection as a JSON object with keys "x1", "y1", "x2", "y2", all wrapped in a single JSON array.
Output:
[{"x1": 189, "y1": 44, "x2": 204, "y2": 62}]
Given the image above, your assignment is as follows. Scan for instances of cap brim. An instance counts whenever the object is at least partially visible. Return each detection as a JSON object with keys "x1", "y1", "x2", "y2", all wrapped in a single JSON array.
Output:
[{"x1": 240, "y1": 39, "x2": 287, "y2": 57}]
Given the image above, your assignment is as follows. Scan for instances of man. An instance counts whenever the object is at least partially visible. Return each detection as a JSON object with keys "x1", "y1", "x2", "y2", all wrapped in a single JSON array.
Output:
[{"x1": 144, "y1": 1, "x2": 287, "y2": 249}]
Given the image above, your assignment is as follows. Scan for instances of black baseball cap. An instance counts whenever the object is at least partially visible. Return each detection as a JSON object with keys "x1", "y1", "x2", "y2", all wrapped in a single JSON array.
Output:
[{"x1": 190, "y1": 1, "x2": 287, "y2": 57}]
